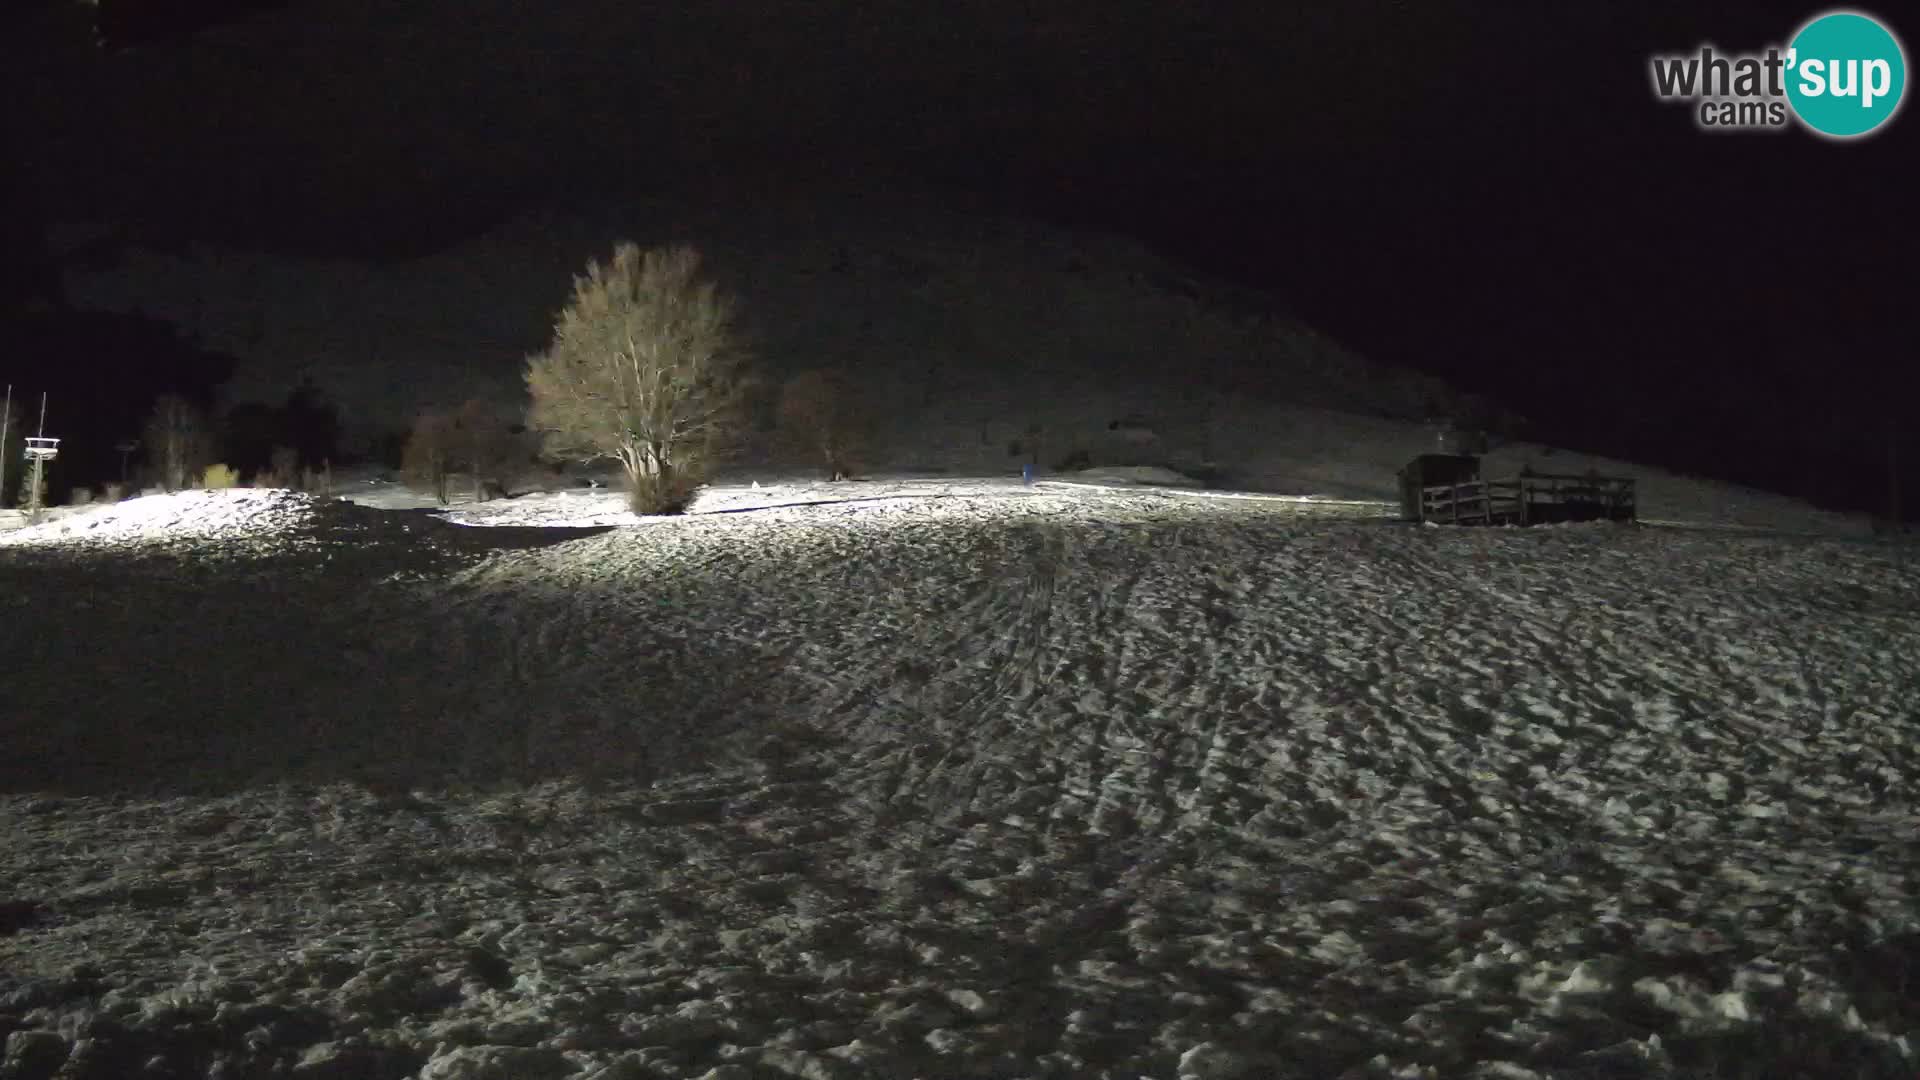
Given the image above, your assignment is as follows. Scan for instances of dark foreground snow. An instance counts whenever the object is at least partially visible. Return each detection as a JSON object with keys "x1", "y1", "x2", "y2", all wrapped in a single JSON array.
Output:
[{"x1": 2, "y1": 487, "x2": 1917, "y2": 1079}]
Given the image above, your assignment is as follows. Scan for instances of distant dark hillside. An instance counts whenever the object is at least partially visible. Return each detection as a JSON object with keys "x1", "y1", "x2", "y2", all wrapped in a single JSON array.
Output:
[
  {"x1": 5, "y1": 0, "x2": 1905, "y2": 518},
  {"x1": 57, "y1": 192, "x2": 1477, "y2": 468}
]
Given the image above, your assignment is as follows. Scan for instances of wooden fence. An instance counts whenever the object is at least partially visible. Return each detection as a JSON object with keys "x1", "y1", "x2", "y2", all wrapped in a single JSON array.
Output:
[{"x1": 1419, "y1": 470, "x2": 1636, "y2": 526}]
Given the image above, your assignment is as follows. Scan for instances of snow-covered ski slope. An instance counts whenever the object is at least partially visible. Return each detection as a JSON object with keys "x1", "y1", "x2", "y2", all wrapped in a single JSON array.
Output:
[{"x1": 2, "y1": 477, "x2": 1917, "y2": 1080}]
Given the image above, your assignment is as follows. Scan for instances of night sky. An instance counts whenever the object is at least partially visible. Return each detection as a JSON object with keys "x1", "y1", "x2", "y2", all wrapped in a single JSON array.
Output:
[{"x1": 2, "y1": 0, "x2": 1912, "y2": 516}]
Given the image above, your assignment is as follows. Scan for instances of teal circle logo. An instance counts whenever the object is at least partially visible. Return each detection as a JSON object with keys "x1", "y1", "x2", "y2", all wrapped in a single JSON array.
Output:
[{"x1": 1786, "y1": 10, "x2": 1907, "y2": 138}]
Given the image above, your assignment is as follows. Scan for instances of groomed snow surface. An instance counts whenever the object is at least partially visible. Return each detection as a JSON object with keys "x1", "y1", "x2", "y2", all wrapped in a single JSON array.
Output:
[{"x1": 3, "y1": 482, "x2": 1918, "y2": 1079}]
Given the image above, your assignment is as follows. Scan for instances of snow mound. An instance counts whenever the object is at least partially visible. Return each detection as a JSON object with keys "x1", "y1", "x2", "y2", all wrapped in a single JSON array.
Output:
[
  {"x1": 1057, "y1": 464, "x2": 1198, "y2": 487},
  {"x1": 0, "y1": 490, "x2": 327, "y2": 547},
  {"x1": 434, "y1": 477, "x2": 1051, "y2": 527},
  {"x1": 0, "y1": 489, "x2": 474, "y2": 571}
]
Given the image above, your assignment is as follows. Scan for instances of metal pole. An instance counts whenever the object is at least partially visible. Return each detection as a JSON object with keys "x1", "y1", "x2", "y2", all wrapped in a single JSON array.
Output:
[
  {"x1": 28, "y1": 393, "x2": 48, "y2": 516},
  {"x1": 0, "y1": 383, "x2": 10, "y2": 508}
]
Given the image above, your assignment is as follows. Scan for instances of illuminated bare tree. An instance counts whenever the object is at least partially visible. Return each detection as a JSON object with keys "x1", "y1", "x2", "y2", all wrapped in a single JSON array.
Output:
[
  {"x1": 525, "y1": 244, "x2": 751, "y2": 514},
  {"x1": 777, "y1": 368, "x2": 871, "y2": 480},
  {"x1": 142, "y1": 394, "x2": 211, "y2": 492},
  {"x1": 453, "y1": 397, "x2": 522, "y2": 502},
  {"x1": 402, "y1": 409, "x2": 455, "y2": 505}
]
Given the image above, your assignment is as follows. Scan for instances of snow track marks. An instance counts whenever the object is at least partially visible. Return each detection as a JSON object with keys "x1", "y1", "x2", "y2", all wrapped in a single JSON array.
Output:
[{"x1": 6, "y1": 492, "x2": 1920, "y2": 1078}]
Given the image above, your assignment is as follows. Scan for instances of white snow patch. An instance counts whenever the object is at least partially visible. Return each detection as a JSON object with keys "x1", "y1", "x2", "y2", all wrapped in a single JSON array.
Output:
[{"x1": 0, "y1": 489, "x2": 323, "y2": 548}]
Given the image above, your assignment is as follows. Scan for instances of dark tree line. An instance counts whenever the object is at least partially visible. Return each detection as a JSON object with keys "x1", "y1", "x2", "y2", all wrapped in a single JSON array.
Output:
[{"x1": 224, "y1": 379, "x2": 339, "y2": 478}]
